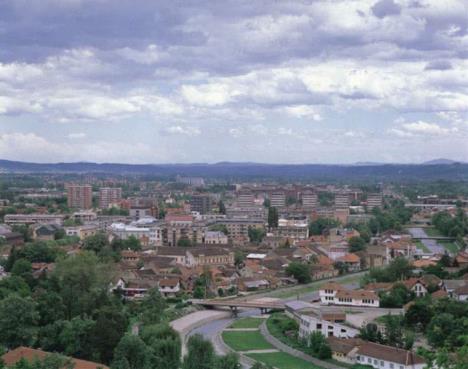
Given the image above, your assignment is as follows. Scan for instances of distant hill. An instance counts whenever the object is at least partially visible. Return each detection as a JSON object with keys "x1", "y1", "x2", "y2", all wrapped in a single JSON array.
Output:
[
  {"x1": 0, "y1": 159, "x2": 467, "y2": 182},
  {"x1": 422, "y1": 158, "x2": 462, "y2": 165}
]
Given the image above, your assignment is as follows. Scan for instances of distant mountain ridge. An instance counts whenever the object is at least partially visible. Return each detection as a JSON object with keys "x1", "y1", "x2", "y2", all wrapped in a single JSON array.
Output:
[
  {"x1": 0, "y1": 159, "x2": 466, "y2": 181},
  {"x1": 422, "y1": 158, "x2": 462, "y2": 165}
]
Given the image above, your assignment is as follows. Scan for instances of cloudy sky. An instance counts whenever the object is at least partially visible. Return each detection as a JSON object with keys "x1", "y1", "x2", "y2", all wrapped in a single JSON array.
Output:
[{"x1": 0, "y1": 0, "x2": 467, "y2": 164}]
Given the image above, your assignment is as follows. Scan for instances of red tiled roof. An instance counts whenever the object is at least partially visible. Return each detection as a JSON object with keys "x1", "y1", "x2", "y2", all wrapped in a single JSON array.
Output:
[
  {"x1": 357, "y1": 342, "x2": 425, "y2": 365},
  {"x1": 335, "y1": 289, "x2": 378, "y2": 300}
]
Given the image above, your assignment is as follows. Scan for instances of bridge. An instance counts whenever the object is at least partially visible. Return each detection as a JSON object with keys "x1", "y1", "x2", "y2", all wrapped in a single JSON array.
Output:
[
  {"x1": 405, "y1": 203, "x2": 456, "y2": 209},
  {"x1": 189, "y1": 299, "x2": 285, "y2": 315},
  {"x1": 411, "y1": 236, "x2": 455, "y2": 241}
]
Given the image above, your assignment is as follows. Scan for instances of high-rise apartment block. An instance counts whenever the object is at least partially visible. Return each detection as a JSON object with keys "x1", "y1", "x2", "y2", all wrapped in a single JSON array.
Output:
[
  {"x1": 302, "y1": 190, "x2": 318, "y2": 209},
  {"x1": 270, "y1": 191, "x2": 286, "y2": 208},
  {"x1": 237, "y1": 190, "x2": 254, "y2": 207},
  {"x1": 367, "y1": 193, "x2": 383, "y2": 210},
  {"x1": 99, "y1": 187, "x2": 122, "y2": 209},
  {"x1": 190, "y1": 194, "x2": 211, "y2": 214},
  {"x1": 67, "y1": 184, "x2": 93, "y2": 209},
  {"x1": 334, "y1": 193, "x2": 349, "y2": 210}
]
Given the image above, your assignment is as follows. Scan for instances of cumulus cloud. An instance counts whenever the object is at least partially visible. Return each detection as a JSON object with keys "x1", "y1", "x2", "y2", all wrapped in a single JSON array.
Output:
[{"x1": 0, "y1": 0, "x2": 467, "y2": 162}]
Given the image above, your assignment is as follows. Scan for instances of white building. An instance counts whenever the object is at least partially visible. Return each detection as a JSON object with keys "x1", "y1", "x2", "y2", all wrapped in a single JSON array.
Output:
[
  {"x1": 356, "y1": 342, "x2": 425, "y2": 369},
  {"x1": 110, "y1": 223, "x2": 162, "y2": 246},
  {"x1": 299, "y1": 312, "x2": 359, "y2": 340},
  {"x1": 320, "y1": 282, "x2": 379, "y2": 307},
  {"x1": 276, "y1": 218, "x2": 309, "y2": 240}
]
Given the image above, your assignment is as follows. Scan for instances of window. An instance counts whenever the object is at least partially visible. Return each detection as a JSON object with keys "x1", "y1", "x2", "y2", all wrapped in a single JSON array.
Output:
[
  {"x1": 400, "y1": 366, "x2": 403, "y2": 369},
  {"x1": 368, "y1": 358, "x2": 371, "y2": 364},
  {"x1": 380, "y1": 361, "x2": 384, "y2": 367},
  {"x1": 317, "y1": 324, "x2": 322, "y2": 329},
  {"x1": 357, "y1": 356, "x2": 360, "y2": 362},
  {"x1": 374, "y1": 359, "x2": 378, "y2": 365},
  {"x1": 390, "y1": 364, "x2": 394, "y2": 369}
]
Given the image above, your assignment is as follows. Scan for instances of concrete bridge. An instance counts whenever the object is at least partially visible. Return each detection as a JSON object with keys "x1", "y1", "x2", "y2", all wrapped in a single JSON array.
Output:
[{"x1": 189, "y1": 299, "x2": 285, "y2": 315}]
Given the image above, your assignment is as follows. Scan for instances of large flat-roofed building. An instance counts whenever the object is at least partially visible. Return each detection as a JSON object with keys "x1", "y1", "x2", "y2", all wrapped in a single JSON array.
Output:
[
  {"x1": 4, "y1": 213, "x2": 65, "y2": 226},
  {"x1": 334, "y1": 193, "x2": 349, "y2": 210},
  {"x1": 237, "y1": 190, "x2": 255, "y2": 207},
  {"x1": 276, "y1": 218, "x2": 309, "y2": 240},
  {"x1": 217, "y1": 219, "x2": 265, "y2": 243},
  {"x1": 367, "y1": 193, "x2": 383, "y2": 210},
  {"x1": 67, "y1": 184, "x2": 93, "y2": 209},
  {"x1": 190, "y1": 194, "x2": 211, "y2": 214},
  {"x1": 270, "y1": 191, "x2": 286, "y2": 208},
  {"x1": 302, "y1": 190, "x2": 318, "y2": 209},
  {"x1": 99, "y1": 187, "x2": 122, "y2": 209}
]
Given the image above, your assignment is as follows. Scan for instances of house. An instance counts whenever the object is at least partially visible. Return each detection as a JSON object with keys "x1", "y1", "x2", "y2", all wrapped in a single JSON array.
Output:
[
  {"x1": 327, "y1": 337, "x2": 364, "y2": 365},
  {"x1": 320, "y1": 282, "x2": 345, "y2": 304},
  {"x1": 158, "y1": 278, "x2": 181, "y2": 297},
  {"x1": 362, "y1": 245, "x2": 387, "y2": 268},
  {"x1": 455, "y1": 251, "x2": 468, "y2": 268},
  {"x1": 2, "y1": 346, "x2": 108, "y2": 369},
  {"x1": 33, "y1": 224, "x2": 61, "y2": 241},
  {"x1": 453, "y1": 284, "x2": 468, "y2": 302},
  {"x1": 355, "y1": 341, "x2": 425, "y2": 369},
  {"x1": 239, "y1": 277, "x2": 270, "y2": 291},
  {"x1": 204, "y1": 231, "x2": 228, "y2": 244},
  {"x1": 65, "y1": 224, "x2": 99, "y2": 240},
  {"x1": 337, "y1": 253, "x2": 361, "y2": 272},
  {"x1": 402, "y1": 275, "x2": 440, "y2": 298},
  {"x1": 441, "y1": 279, "x2": 467, "y2": 297},
  {"x1": 0, "y1": 231, "x2": 24, "y2": 246},
  {"x1": 156, "y1": 247, "x2": 188, "y2": 265}
]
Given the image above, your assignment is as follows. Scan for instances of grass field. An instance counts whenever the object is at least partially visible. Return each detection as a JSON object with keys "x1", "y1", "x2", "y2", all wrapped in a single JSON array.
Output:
[
  {"x1": 229, "y1": 317, "x2": 264, "y2": 329},
  {"x1": 222, "y1": 330, "x2": 273, "y2": 351},
  {"x1": 248, "y1": 352, "x2": 323, "y2": 369},
  {"x1": 269, "y1": 273, "x2": 362, "y2": 299},
  {"x1": 414, "y1": 240, "x2": 430, "y2": 253},
  {"x1": 440, "y1": 241, "x2": 459, "y2": 254},
  {"x1": 425, "y1": 227, "x2": 443, "y2": 237}
]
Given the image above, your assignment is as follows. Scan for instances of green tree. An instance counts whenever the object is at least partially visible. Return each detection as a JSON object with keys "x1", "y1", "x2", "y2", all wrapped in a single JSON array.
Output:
[
  {"x1": 285, "y1": 262, "x2": 311, "y2": 284},
  {"x1": 11, "y1": 259, "x2": 34, "y2": 286},
  {"x1": 177, "y1": 238, "x2": 192, "y2": 247},
  {"x1": 308, "y1": 218, "x2": 339, "y2": 235},
  {"x1": 141, "y1": 324, "x2": 181, "y2": 369},
  {"x1": 267, "y1": 207, "x2": 278, "y2": 229},
  {"x1": 248, "y1": 227, "x2": 265, "y2": 244},
  {"x1": 83, "y1": 232, "x2": 109, "y2": 254},
  {"x1": 182, "y1": 334, "x2": 215, "y2": 369},
  {"x1": 0, "y1": 295, "x2": 39, "y2": 348},
  {"x1": 214, "y1": 353, "x2": 240, "y2": 369},
  {"x1": 139, "y1": 288, "x2": 167, "y2": 325},
  {"x1": 112, "y1": 335, "x2": 149, "y2": 369},
  {"x1": 348, "y1": 236, "x2": 366, "y2": 252}
]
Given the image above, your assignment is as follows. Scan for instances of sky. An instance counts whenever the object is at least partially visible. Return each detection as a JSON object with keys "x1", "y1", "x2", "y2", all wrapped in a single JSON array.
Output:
[{"x1": 0, "y1": 0, "x2": 467, "y2": 164}]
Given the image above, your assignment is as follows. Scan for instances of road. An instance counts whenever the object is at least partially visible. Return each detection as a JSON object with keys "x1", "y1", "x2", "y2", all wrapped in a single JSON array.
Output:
[
  {"x1": 185, "y1": 272, "x2": 366, "y2": 368},
  {"x1": 408, "y1": 227, "x2": 445, "y2": 254}
]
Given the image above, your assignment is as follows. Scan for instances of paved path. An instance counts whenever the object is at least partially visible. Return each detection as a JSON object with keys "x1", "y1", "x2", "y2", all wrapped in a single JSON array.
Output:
[
  {"x1": 241, "y1": 349, "x2": 279, "y2": 354},
  {"x1": 259, "y1": 321, "x2": 346, "y2": 369},
  {"x1": 224, "y1": 328, "x2": 259, "y2": 331}
]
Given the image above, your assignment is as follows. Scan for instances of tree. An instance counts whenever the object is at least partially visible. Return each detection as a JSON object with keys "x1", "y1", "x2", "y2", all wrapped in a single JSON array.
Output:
[
  {"x1": 234, "y1": 250, "x2": 244, "y2": 267},
  {"x1": 359, "y1": 323, "x2": 384, "y2": 344},
  {"x1": 308, "y1": 218, "x2": 339, "y2": 236},
  {"x1": 267, "y1": 207, "x2": 278, "y2": 229},
  {"x1": 379, "y1": 283, "x2": 414, "y2": 308},
  {"x1": 82, "y1": 232, "x2": 109, "y2": 254},
  {"x1": 405, "y1": 299, "x2": 433, "y2": 330},
  {"x1": 11, "y1": 258, "x2": 34, "y2": 286},
  {"x1": 0, "y1": 295, "x2": 39, "y2": 349},
  {"x1": 214, "y1": 353, "x2": 240, "y2": 369},
  {"x1": 285, "y1": 262, "x2": 311, "y2": 284},
  {"x1": 182, "y1": 334, "x2": 215, "y2": 369},
  {"x1": 141, "y1": 324, "x2": 181, "y2": 369},
  {"x1": 248, "y1": 227, "x2": 265, "y2": 244},
  {"x1": 58, "y1": 317, "x2": 95, "y2": 359},
  {"x1": 218, "y1": 200, "x2": 226, "y2": 215},
  {"x1": 348, "y1": 236, "x2": 366, "y2": 252},
  {"x1": 177, "y1": 238, "x2": 192, "y2": 247},
  {"x1": 91, "y1": 306, "x2": 128, "y2": 364},
  {"x1": 112, "y1": 335, "x2": 149, "y2": 369},
  {"x1": 139, "y1": 288, "x2": 167, "y2": 325},
  {"x1": 306, "y1": 331, "x2": 332, "y2": 359}
]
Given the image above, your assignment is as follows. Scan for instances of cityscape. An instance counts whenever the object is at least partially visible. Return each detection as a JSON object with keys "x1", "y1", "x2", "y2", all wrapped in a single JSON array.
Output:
[{"x1": 0, "y1": 1, "x2": 467, "y2": 369}]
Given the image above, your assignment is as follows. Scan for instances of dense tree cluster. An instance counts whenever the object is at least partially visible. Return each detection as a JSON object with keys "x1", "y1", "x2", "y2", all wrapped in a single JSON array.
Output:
[
  {"x1": 432, "y1": 206, "x2": 467, "y2": 246},
  {"x1": 285, "y1": 262, "x2": 311, "y2": 284},
  {"x1": 308, "y1": 218, "x2": 340, "y2": 236},
  {"x1": 361, "y1": 257, "x2": 413, "y2": 285}
]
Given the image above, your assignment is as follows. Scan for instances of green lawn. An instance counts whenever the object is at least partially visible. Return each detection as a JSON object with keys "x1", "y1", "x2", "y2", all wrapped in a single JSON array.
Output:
[
  {"x1": 269, "y1": 274, "x2": 362, "y2": 299},
  {"x1": 439, "y1": 241, "x2": 459, "y2": 254},
  {"x1": 248, "y1": 352, "x2": 323, "y2": 369},
  {"x1": 425, "y1": 227, "x2": 443, "y2": 237},
  {"x1": 414, "y1": 240, "x2": 430, "y2": 253},
  {"x1": 229, "y1": 317, "x2": 264, "y2": 329},
  {"x1": 222, "y1": 330, "x2": 273, "y2": 351}
]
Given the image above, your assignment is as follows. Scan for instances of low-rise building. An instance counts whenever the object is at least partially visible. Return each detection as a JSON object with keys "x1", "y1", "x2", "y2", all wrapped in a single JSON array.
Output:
[
  {"x1": 356, "y1": 341, "x2": 425, "y2": 369},
  {"x1": 4, "y1": 214, "x2": 65, "y2": 226},
  {"x1": 298, "y1": 311, "x2": 359, "y2": 339},
  {"x1": 320, "y1": 282, "x2": 379, "y2": 307},
  {"x1": 204, "y1": 230, "x2": 228, "y2": 244},
  {"x1": 65, "y1": 224, "x2": 99, "y2": 240}
]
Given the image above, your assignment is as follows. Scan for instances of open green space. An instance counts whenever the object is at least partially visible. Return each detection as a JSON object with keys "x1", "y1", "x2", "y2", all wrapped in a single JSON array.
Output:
[
  {"x1": 414, "y1": 240, "x2": 430, "y2": 253},
  {"x1": 247, "y1": 352, "x2": 323, "y2": 369},
  {"x1": 425, "y1": 227, "x2": 443, "y2": 237},
  {"x1": 269, "y1": 273, "x2": 362, "y2": 299},
  {"x1": 222, "y1": 330, "x2": 273, "y2": 351},
  {"x1": 439, "y1": 241, "x2": 459, "y2": 254},
  {"x1": 229, "y1": 317, "x2": 264, "y2": 329}
]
